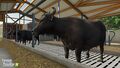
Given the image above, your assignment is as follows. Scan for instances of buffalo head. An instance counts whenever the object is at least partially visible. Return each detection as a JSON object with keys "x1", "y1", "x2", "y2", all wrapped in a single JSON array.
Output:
[{"x1": 33, "y1": 7, "x2": 56, "y2": 38}]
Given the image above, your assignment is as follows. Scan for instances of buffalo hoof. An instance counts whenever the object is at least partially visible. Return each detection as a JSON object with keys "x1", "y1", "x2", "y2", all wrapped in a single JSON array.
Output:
[
  {"x1": 32, "y1": 45, "x2": 35, "y2": 48},
  {"x1": 77, "y1": 60, "x2": 81, "y2": 63},
  {"x1": 97, "y1": 59, "x2": 104, "y2": 63}
]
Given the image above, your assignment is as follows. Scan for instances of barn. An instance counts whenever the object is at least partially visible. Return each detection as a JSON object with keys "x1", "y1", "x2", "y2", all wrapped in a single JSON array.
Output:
[{"x1": 0, "y1": 0, "x2": 120, "y2": 68}]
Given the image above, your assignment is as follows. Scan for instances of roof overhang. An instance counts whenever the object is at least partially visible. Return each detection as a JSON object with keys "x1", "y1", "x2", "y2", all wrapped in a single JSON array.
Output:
[{"x1": 0, "y1": 0, "x2": 24, "y2": 12}]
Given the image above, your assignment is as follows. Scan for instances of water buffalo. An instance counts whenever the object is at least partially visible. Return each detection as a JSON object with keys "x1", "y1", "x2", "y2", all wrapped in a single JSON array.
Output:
[
  {"x1": 11, "y1": 30, "x2": 39, "y2": 45},
  {"x1": 33, "y1": 7, "x2": 106, "y2": 62}
]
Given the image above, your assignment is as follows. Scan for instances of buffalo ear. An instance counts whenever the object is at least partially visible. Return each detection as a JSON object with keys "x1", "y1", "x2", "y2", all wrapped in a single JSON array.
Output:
[{"x1": 51, "y1": 7, "x2": 56, "y2": 16}]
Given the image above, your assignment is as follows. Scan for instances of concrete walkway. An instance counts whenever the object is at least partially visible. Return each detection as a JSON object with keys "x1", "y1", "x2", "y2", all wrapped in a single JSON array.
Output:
[
  {"x1": 17, "y1": 42, "x2": 120, "y2": 68},
  {"x1": 0, "y1": 48, "x2": 13, "y2": 68}
]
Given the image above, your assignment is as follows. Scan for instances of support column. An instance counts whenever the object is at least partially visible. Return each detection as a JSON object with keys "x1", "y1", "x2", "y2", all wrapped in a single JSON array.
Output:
[
  {"x1": 5, "y1": 14, "x2": 7, "y2": 38},
  {"x1": 32, "y1": 14, "x2": 35, "y2": 48},
  {"x1": 19, "y1": 13, "x2": 20, "y2": 30}
]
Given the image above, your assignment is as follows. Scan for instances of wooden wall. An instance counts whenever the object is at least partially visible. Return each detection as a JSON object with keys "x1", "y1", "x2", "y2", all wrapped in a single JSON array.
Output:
[
  {"x1": 0, "y1": 14, "x2": 4, "y2": 21},
  {"x1": 3, "y1": 23, "x2": 23, "y2": 39}
]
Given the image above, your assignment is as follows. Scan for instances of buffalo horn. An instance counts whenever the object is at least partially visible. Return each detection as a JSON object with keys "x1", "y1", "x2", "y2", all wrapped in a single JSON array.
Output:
[{"x1": 51, "y1": 7, "x2": 56, "y2": 15}]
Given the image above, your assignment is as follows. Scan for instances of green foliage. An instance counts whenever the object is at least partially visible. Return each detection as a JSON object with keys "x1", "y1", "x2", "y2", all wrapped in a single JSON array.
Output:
[{"x1": 101, "y1": 16, "x2": 120, "y2": 30}]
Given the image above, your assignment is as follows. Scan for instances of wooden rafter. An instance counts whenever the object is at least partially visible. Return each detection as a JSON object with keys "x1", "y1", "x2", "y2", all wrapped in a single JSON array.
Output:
[
  {"x1": 77, "y1": 0, "x2": 120, "y2": 7},
  {"x1": 0, "y1": 9, "x2": 17, "y2": 13},
  {"x1": 63, "y1": 0, "x2": 88, "y2": 17},
  {"x1": 97, "y1": 11, "x2": 120, "y2": 19},
  {"x1": 0, "y1": 14, "x2": 4, "y2": 21},
  {"x1": 57, "y1": 0, "x2": 120, "y2": 15},
  {"x1": 34, "y1": 0, "x2": 58, "y2": 15},
  {"x1": 72, "y1": 4, "x2": 117, "y2": 17},
  {"x1": 90, "y1": 4, "x2": 120, "y2": 19},
  {"x1": 56, "y1": 0, "x2": 93, "y2": 15}
]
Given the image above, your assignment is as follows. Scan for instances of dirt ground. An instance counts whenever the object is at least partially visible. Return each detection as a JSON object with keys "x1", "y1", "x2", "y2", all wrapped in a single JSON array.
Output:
[{"x1": 0, "y1": 38, "x2": 67, "y2": 68}]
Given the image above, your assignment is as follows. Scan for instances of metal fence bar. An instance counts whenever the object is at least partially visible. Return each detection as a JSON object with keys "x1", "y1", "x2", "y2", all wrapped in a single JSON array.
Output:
[{"x1": 13, "y1": 0, "x2": 46, "y2": 24}]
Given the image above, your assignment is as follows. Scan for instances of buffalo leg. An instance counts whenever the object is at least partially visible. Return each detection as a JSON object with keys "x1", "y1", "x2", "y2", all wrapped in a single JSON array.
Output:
[
  {"x1": 100, "y1": 45, "x2": 104, "y2": 62},
  {"x1": 75, "y1": 49, "x2": 81, "y2": 62},
  {"x1": 38, "y1": 39, "x2": 40, "y2": 45},
  {"x1": 64, "y1": 47, "x2": 69, "y2": 58},
  {"x1": 86, "y1": 50, "x2": 90, "y2": 59},
  {"x1": 29, "y1": 41, "x2": 31, "y2": 44}
]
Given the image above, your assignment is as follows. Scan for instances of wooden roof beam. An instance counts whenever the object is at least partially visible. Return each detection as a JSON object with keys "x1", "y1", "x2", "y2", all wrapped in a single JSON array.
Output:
[
  {"x1": 90, "y1": 4, "x2": 120, "y2": 19},
  {"x1": 56, "y1": 0, "x2": 94, "y2": 15},
  {"x1": 72, "y1": 4, "x2": 117, "y2": 17},
  {"x1": 0, "y1": 9, "x2": 17, "y2": 14},
  {"x1": 57, "y1": 0, "x2": 120, "y2": 15},
  {"x1": 96, "y1": 12, "x2": 120, "y2": 19},
  {"x1": 77, "y1": 0, "x2": 120, "y2": 7},
  {"x1": 63, "y1": 0, "x2": 89, "y2": 18}
]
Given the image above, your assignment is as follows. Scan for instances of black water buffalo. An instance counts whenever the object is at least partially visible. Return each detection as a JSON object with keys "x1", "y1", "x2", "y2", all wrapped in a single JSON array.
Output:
[
  {"x1": 12, "y1": 30, "x2": 32, "y2": 44},
  {"x1": 33, "y1": 7, "x2": 106, "y2": 62}
]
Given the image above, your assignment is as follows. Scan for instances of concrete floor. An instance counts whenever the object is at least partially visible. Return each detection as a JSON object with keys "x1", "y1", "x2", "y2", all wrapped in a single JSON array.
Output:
[
  {"x1": 0, "y1": 48, "x2": 13, "y2": 68},
  {"x1": 17, "y1": 42, "x2": 120, "y2": 68}
]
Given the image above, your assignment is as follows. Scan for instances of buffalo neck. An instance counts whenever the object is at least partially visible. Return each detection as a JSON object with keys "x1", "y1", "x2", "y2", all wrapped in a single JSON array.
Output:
[{"x1": 52, "y1": 16, "x2": 67, "y2": 37}]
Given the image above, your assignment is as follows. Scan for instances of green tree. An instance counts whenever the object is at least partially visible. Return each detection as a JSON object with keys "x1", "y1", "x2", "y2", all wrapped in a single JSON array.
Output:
[{"x1": 102, "y1": 16, "x2": 120, "y2": 30}]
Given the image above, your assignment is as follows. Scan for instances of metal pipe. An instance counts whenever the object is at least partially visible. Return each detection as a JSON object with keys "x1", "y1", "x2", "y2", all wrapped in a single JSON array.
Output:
[
  {"x1": 18, "y1": 10, "x2": 40, "y2": 22},
  {"x1": 6, "y1": 16, "x2": 32, "y2": 21},
  {"x1": 23, "y1": 16, "x2": 25, "y2": 24},
  {"x1": 32, "y1": 14, "x2": 35, "y2": 48},
  {"x1": 6, "y1": 14, "x2": 16, "y2": 22},
  {"x1": 58, "y1": 0, "x2": 60, "y2": 18},
  {"x1": 5, "y1": 14, "x2": 7, "y2": 38},
  {"x1": 5, "y1": 4, "x2": 8, "y2": 38},
  {"x1": 108, "y1": 30, "x2": 115, "y2": 46},
  {"x1": 19, "y1": 13, "x2": 20, "y2": 30},
  {"x1": 13, "y1": 0, "x2": 46, "y2": 24}
]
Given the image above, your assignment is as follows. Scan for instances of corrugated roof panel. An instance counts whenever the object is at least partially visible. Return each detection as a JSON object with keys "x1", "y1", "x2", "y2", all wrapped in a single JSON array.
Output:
[
  {"x1": 24, "y1": 5, "x2": 33, "y2": 13},
  {"x1": 0, "y1": 3, "x2": 14, "y2": 11},
  {"x1": 86, "y1": 10, "x2": 104, "y2": 17},
  {"x1": 44, "y1": 0, "x2": 69, "y2": 15},
  {"x1": 92, "y1": 0, "x2": 109, "y2": 2},
  {"x1": 105, "y1": 8, "x2": 120, "y2": 15},
  {"x1": 78, "y1": 4, "x2": 110, "y2": 12},
  {"x1": 14, "y1": 3, "x2": 19, "y2": 9},
  {"x1": 68, "y1": 0, "x2": 79, "y2": 4},
  {"x1": 27, "y1": 0, "x2": 34, "y2": 3},
  {"x1": 20, "y1": 3, "x2": 29, "y2": 11},
  {"x1": 21, "y1": 0, "x2": 120, "y2": 20},
  {"x1": 37, "y1": 0, "x2": 55, "y2": 9},
  {"x1": 59, "y1": 9, "x2": 78, "y2": 17},
  {"x1": 29, "y1": 9, "x2": 39, "y2": 14},
  {"x1": 35, "y1": 12, "x2": 43, "y2": 19}
]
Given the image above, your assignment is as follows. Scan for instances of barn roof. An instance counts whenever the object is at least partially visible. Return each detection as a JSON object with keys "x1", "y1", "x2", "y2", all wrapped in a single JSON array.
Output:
[{"x1": 1, "y1": 0, "x2": 120, "y2": 22}]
